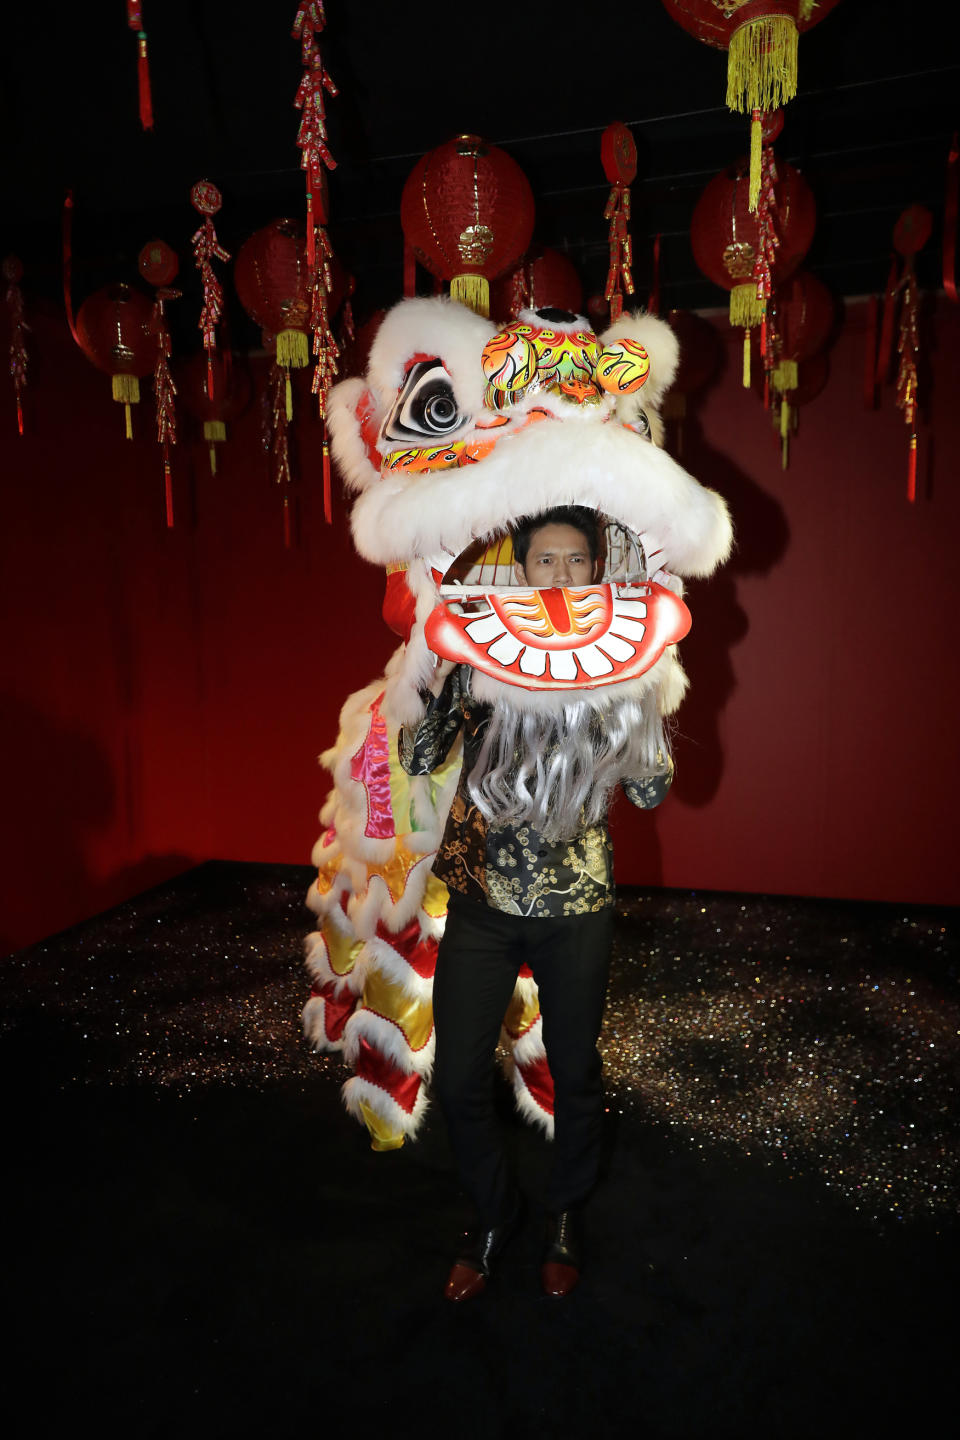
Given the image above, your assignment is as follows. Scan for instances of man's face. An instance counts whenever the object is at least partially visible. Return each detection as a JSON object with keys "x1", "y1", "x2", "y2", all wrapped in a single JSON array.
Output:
[{"x1": 514, "y1": 522, "x2": 599, "y2": 588}]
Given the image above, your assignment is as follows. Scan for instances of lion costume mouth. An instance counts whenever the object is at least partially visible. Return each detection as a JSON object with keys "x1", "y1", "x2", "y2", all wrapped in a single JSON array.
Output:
[{"x1": 423, "y1": 514, "x2": 689, "y2": 692}]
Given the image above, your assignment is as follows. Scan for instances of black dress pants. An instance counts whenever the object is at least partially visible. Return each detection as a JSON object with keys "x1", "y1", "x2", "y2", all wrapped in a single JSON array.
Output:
[{"x1": 431, "y1": 892, "x2": 615, "y2": 1226}]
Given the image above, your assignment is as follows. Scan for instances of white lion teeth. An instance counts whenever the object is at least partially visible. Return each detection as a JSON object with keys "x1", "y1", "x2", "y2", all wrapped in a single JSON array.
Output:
[
  {"x1": 487, "y1": 632, "x2": 525, "y2": 666},
  {"x1": 607, "y1": 615, "x2": 647, "y2": 640},
  {"x1": 595, "y1": 632, "x2": 636, "y2": 662},
  {"x1": 465, "y1": 614, "x2": 507, "y2": 644},
  {"x1": 546, "y1": 649, "x2": 578, "y2": 681},
  {"x1": 572, "y1": 644, "x2": 614, "y2": 677},
  {"x1": 518, "y1": 645, "x2": 547, "y2": 676}
]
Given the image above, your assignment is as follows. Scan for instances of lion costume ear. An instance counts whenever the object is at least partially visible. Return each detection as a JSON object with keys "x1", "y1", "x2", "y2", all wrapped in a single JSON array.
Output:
[{"x1": 599, "y1": 311, "x2": 680, "y2": 414}]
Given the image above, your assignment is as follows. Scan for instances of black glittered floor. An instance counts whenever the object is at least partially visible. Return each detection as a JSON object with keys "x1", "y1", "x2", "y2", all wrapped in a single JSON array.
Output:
[{"x1": 5, "y1": 862, "x2": 958, "y2": 1438}]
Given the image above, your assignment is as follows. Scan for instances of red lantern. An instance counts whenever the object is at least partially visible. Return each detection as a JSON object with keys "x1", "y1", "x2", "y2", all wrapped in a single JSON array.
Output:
[
  {"x1": 662, "y1": 309, "x2": 724, "y2": 444},
  {"x1": 234, "y1": 219, "x2": 311, "y2": 373},
  {"x1": 490, "y1": 247, "x2": 584, "y2": 321},
  {"x1": 769, "y1": 268, "x2": 834, "y2": 394},
  {"x1": 400, "y1": 134, "x2": 535, "y2": 317},
  {"x1": 662, "y1": 2, "x2": 842, "y2": 207},
  {"x1": 76, "y1": 282, "x2": 156, "y2": 438},
  {"x1": 691, "y1": 157, "x2": 815, "y2": 382},
  {"x1": 759, "y1": 347, "x2": 830, "y2": 470},
  {"x1": 178, "y1": 350, "x2": 252, "y2": 474}
]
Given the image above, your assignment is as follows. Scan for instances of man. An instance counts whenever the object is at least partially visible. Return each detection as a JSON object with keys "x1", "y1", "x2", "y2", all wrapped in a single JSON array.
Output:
[{"x1": 399, "y1": 505, "x2": 673, "y2": 1300}]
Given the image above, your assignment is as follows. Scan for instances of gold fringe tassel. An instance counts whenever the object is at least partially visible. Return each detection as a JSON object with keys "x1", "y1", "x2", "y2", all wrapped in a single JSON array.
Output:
[
  {"x1": 730, "y1": 282, "x2": 765, "y2": 329},
  {"x1": 773, "y1": 359, "x2": 798, "y2": 393},
  {"x1": 285, "y1": 374, "x2": 294, "y2": 422},
  {"x1": 112, "y1": 373, "x2": 140, "y2": 405},
  {"x1": 749, "y1": 110, "x2": 763, "y2": 213},
  {"x1": 204, "y1": 420, "x2": 227, "y2": 442},
  {"x1": 450, "y1": 273, "x2": 490, "y2": 317},
  {"x1": 780, "y1": 398, "x2": 790, "y2": 469},
  {"x1": 726, "y1": 15, "x2": 798, "y2": 114},
  {"x1": 743, "y1": 330, "x2": 751, "y2": 389},
  {"x1": 276, "y1": 329, "x2": 309, "y2": 368}
]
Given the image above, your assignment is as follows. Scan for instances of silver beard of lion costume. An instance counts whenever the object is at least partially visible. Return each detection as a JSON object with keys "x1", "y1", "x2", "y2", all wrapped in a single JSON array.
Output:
[{"x1": 303, "y1": 298, "x2": 732, "y2": 1150}]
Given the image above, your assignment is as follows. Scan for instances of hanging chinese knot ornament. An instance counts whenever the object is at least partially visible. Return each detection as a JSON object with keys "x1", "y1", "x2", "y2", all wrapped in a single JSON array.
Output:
[
  {"x1": 126, "y1": 2, "x2": 153, "y2": 131},
  {"x1": 400, "y1": 135, "x2": 535, "y2": 318},
  {"x1": 139, "y1": 240, "x2": 180, "y2": 526},
  {"x1": 601, "y1": 123, "x2": 637, "y2": 322},
  {"x1": 4, "y1": 255, "x2": 28, "y2": 435},
  {"x1": 76, "y1": 283, "x2": 156, "y2": 438},
  {"x1": 190, "y1": 181, "x2": 230, "y2": 400},
  {"x1": 691, "y1": 147, "x2": 815, "y2": 386},
  {"x1": 661, "y1": 1, "x2": 841, "y2": 209}
]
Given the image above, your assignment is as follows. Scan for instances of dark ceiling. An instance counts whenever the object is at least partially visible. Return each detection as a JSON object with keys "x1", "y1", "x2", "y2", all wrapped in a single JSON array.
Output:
[{"x1": 5, "y1": 1, "x2": 958, "y2": 354}]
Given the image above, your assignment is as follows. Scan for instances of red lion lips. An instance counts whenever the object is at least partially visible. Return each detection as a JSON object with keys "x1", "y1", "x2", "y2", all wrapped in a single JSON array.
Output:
[{"x1": 424, "y1": 582, "x2": 691, "y2": 691}]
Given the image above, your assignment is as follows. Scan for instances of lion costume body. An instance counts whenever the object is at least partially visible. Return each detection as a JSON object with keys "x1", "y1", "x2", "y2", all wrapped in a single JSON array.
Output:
[{"x1": 303, "y1": 298, "x2": 732, "y2": 1150}]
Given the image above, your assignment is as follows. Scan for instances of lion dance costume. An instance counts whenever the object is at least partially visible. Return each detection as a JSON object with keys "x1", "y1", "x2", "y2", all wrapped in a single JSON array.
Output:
[{"x1": 303, "y1": 298, "x2": 732, "y2": 1150}]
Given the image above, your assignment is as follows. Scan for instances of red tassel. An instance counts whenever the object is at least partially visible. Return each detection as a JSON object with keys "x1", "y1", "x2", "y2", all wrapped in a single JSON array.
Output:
[
  {"x1": 864, "y1": 296, "x2": 878, "y2": 409},
  {"x1": 283, "y1": 494, "x2": 292, "y2": 549},
  {"x1": 876, "y1": 258, "x2": 899, "y2": 387},
  {"x1": 306, "y1": 191, "x2": 316, "y2": 269},
  {"x1": 323, "y1": 440, "x2": 332, "y2": 524},
  {"x1": 944, "y1": 131, "x2": 958, "y2": 302},
  {"x1": 164, "y1": 450, "x2": 174, "y2": 528},
  {"x1": 206, "y1": 353, "x2": 214, "y2": 401},
  {"x1": 907, "y1": 433, "x2": 917, "y2": 503},
  {"x1": 61, "y1": 192, "x2": 80, "y2": 346},
  {"x1": 648, "y1": 232, "x2": 661, "y2": 317},
  {"x1": 17, "y1": 399, "x2": 24, "y2": 436},
  {"x1": 137, "y1": 35, "x2": 153, "y2": 131}
]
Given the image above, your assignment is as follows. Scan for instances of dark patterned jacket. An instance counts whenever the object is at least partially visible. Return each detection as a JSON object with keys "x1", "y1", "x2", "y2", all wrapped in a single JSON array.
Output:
[{"x1": 399, "y1": 666, "x2": 672, "y2": 918}]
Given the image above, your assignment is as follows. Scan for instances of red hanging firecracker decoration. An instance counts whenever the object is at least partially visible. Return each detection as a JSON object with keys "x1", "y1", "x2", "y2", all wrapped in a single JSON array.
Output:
[
  {"x1": 4, "y1": 255, "x2": 28, "y2": 435},
  {"x1": 126, "y1": 2, "x2": 153, "y2": 131},
  {"x1": 491, "y1": 247, "x2": 584, "y2": 323},
  {"x1": 891, "y1": 205, "x2": 932, "y2": 503},
  {"x1": 691, "y1": 140, "x2": 814, "y2": 387},
  {"x1": 139, "y1": 241, "x2": 180, "y2": 526},
  {"x1": 190, "y1": 181, "x2": 230, "y2": 401},
  {"x1": 292, "y1": 1, "x2": 338, "y2": 270},
  {"x1": 303, "y1": 171, "x2": 341, "y2": 523},
  {"x1": 601, "y1": 122, "x2": 637, "y2": 323},
  {"x1": 76, "y1": 283, "x2": 156, "y2": 439},
  {"x1": 401, "y1": 134, "x2": 535, "y2": 318},
  {"x1": 661, "y1": 1, "x2": 842, "y2": 211},
  {"x1": 262, "y1": 356, "x2": 295, "y2": 547}
]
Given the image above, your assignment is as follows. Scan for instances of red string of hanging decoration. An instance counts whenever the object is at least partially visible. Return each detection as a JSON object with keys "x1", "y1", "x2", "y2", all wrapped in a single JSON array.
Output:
[
  {"x1": 4, "y1": 256, "x2": 28, "y2": 435},
  {"x1": 190, "y1": 181, "x2": 230, "y2": 400},
  {"x1": 139, "y1": 240, "x2": 180, "y2": 527},
  {"x1": 125, "y1": 2, "x2": 154, "y2": 131},
  {"x1": 891, "y1": 205, "x2": 932, "y2": 504},
  {"x1": 292, "y1": 1, "x2": 338, "y2": 270},
  {"x1": 943, "y1": 132, "x2": 958, "y2": 303},
  {"x1": 601, "y1": 123, "x2": 637, "y2": 323}
]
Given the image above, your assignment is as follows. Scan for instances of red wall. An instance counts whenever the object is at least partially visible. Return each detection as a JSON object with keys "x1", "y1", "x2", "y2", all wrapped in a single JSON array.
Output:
[{"x1": 3, "y1": 296, "x2": 958, "y2": 953}]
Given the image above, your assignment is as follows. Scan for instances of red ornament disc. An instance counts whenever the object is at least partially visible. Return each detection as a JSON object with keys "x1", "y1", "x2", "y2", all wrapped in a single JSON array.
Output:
[
  {"x1": 138, "y1": 239, "x2": 180, "y2": 287},
  {"x1": 191, "y1": 180, "x2": 223, "y2": 216},
  {"x1": 893, "y1": 205, "x2": 933, "y2": 257},
  {"x1": 601, "y1": 122, "x2": 637, "y2": 186}
]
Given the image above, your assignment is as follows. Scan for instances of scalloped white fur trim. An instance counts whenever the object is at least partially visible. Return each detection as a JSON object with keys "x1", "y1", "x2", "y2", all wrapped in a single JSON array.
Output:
[
  {"x1": 342, "y1": 1006, "x2": 436, "y2": 1078},
  {"x1": 364, "y1": 935, "x2": 435, "y2": 1001},
  {"x1": 503, "y1": 1054, "x2": 555, "y2": 1139},
  {"x1": 341, "y1": 1073, "x2": 430, "y2": 1138},
  {"x1": 302, "y1": 995, "x2": 348, "y2": 1053}
]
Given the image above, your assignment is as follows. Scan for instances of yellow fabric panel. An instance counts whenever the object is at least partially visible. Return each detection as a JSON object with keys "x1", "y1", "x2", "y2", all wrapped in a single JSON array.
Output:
[{"x1": 362, "y1": 966, "x2": 434, "y2": 1051}]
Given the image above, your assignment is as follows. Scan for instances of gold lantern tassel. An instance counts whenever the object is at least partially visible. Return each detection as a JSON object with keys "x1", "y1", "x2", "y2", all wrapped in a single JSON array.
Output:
[
  {"x1": 727, "y1": 15, "x2": 798, "y2": 114},
  {"x1": 749, "y1": 109, "x2": 763, "y2": 213},
  {"x1": 780, "y1": 397, "x2": 790, "y2": 470},
  {"x1": 730, "y1": 283, "x2": 765, "y2": 329},
  {"x1": 450, "y1": 273, "x2": 489, "y2": 317},
  {"x1": 773, "y1": 360, "x2": 798, "y2": 394},
  {"x1": 743, "y1": 329, "x2": 751, "y2": 389},
  {"x1": 204, "y1": 419, "x2": 226, "y2": 474},
  {"x1": 112, "y1": 373, "x2": 140, "y2": 439},
  {"x1": 275, "y1": 330, "x2": 309, "y2": 368}
]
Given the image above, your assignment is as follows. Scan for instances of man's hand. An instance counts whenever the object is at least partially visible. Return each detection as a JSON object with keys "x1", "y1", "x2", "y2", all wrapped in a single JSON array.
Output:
[{"x1": 427, "y1": 655, "x2": 456, "y2": 697}]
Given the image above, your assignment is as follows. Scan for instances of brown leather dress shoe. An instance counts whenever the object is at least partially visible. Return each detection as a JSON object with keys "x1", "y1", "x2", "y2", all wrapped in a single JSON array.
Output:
[
  {"x1": 444, "y1": 1198, "x2": 523, "y2": 1302},
  {"x1": 541, "y1": 1209, "x2": 583, "y2": 1297}
]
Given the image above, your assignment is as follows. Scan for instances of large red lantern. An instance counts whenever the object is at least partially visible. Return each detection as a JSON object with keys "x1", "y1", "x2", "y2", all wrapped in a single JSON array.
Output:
[
  {"x1": 234, "y1": 219, "x2": 311, "y2": 377},
  {"x1": 691, "y1": 156, "x2": 815, "y2": 382},
  {"x1": 490, "y1": 247, "x2": 584, "y2": 321},
  {"x1": 400, "y1": 134, "x2": 535, "y2": 317},
  {"x1": 662, "y1": 2, "x2": 842, "y2": 208},
  {"x1": 76, "y1": 282, "x2": 156, "y2": 437}
]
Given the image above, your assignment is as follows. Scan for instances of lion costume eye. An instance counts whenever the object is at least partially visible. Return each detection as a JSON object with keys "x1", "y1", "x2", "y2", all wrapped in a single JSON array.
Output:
[{"x1": 381, "y1": 359, "x2": 466, "y2": 444}]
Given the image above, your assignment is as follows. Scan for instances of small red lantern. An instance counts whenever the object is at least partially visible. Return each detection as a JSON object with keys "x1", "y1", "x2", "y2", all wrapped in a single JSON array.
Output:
[
  {"x1": 178, "y1": 350, "x2": 252, "y2": 474},
  {"x1": 490, "y1": 247, "x2": 584, "y2": 321},
  {"x1": 76, "y1": 282, "x2": 156, "y2": 438},
  {"x1": 400, "y1": 134, "x2": 535, "y2": 317},
  {"x1": 769, "y1": 268, "x2": 834, "y2": 394},
  {"x1": 138, "y1": 238, "x2": 179, "y2": 287}
]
